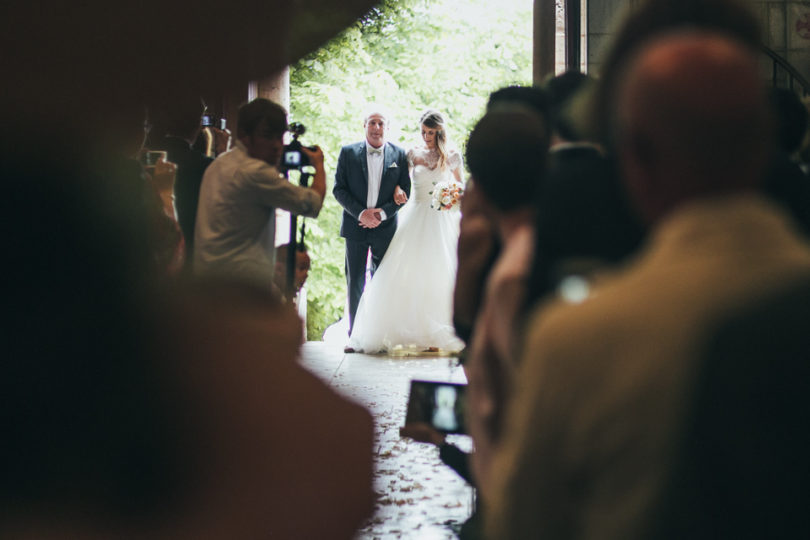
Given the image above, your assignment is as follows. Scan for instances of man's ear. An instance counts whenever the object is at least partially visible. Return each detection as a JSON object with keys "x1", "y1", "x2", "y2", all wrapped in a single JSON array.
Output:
[{"x1": 619, "y1": 132, "x2": 662, "y2": 225}]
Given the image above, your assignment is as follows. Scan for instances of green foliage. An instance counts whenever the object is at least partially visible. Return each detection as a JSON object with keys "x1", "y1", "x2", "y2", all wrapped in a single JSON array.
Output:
[{"x1": 291, "y1": 0, "x2": 532, "y2": 339}]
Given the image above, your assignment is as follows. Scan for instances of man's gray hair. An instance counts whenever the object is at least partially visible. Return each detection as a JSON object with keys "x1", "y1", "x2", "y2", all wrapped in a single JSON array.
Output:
[{"x1": 363, "y1": 103, "x2": 390, "y2": 125}]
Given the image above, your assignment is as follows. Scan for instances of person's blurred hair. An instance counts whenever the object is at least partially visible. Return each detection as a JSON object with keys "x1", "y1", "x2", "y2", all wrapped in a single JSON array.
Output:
[
  {"x1": 466, "y1": 110, "x2": 549, "y2": 212},
  {"x1": 527, "y1": 165, "x2": 645, "y2": 304},
  {"x1": 486, "y1": 85, "x2": 549, "y2": 121},
  {"x1": 591, "y1": 0, "x2": 762, "y2": 148},
  {"x1": 543, "y1": 70, "x2": 593, "y2": 142},
  {"x1": 237, "y1": 98, "x2": 287, "y2": 139}
]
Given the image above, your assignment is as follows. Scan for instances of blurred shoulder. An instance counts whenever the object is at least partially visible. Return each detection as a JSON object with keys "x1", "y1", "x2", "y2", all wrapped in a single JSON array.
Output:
[
  {"x1": 340, "y1": 141, "x2": 365, "y2": 154},
  {"x1": 387, "y1": 141, "x2": 407, "y2": 155}
]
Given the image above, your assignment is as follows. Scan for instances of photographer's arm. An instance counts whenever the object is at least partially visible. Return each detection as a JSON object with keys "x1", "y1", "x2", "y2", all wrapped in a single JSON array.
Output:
[
  {"x1": 247, "y1": 164, "x2": 323, "y2": 218},
  {"x1": 300, "y1": 145, "x2": 326, "y2": 200}
]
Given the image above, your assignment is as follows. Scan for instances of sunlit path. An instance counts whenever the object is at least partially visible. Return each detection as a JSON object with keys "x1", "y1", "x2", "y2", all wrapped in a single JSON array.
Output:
[{"x1": 299, "y1": 342, "x2": 473, "y2": 539}]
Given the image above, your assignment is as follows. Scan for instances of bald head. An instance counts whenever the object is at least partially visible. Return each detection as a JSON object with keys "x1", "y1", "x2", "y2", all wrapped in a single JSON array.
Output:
[{"x1": 614, "y1": 31, "x2": 773, "y2": 224}]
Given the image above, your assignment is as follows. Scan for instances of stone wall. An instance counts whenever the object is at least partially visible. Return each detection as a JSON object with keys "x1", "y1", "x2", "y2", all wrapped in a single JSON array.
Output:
[{"x1": 583, "y1": 0, "x2": 810, "y2": 87}]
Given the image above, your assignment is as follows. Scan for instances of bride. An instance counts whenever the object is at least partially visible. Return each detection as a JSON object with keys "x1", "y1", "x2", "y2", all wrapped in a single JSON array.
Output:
[{"x1": 347, "y1": 109, "x2": 465, "y2": 354}]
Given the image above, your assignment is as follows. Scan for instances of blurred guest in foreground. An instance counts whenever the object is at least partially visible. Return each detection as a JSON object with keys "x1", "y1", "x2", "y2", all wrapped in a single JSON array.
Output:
[
  {"x1": 462, "y1": 109, "x2": 549, "y2": 494},
  {"x1": 654, "y1": 278, "x2": 810, "y2": 539},
  {"x1": 453, "y1": 86, "x2": 549, "y2": 346},
  {"x1": 1, "y1": 128, "x2": 373, "y2": 538},
  {"x1": 486, "y1": 30, "x2": 810, "y2": 540},
  {"x1": 527, "y1": 70, "x2": 643, "y2": 305},
  {"x1": 589, "y1": 0, "x2": 810, "y2": 241}
]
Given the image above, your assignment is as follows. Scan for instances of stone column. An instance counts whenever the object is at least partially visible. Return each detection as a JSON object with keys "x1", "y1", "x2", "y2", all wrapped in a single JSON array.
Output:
[
  {"x1": 257, "y1": 67, "x2": 291, "y2": 110},
  {"x1": 253, "y1": 67, "x2": 295, "y2": 250}
]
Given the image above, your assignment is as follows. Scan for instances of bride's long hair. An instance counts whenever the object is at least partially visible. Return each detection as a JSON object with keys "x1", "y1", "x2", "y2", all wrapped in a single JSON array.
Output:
[{"x1": 420, "y1": 109, "x2": 449, "y2": 170}]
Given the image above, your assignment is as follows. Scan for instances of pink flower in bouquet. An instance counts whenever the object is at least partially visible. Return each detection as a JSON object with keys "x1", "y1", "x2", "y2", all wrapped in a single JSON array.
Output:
[{"x1": 430, "y1": 181, "x2": 465, "y2": 211}]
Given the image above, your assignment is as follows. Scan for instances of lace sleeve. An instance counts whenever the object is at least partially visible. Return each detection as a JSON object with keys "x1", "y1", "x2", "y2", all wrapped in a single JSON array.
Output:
[
  {"x1": 448, "y1": 150, "x2": 463, "y2": 175},
  {"x1": 407, "y1": 147, "x2": 415, "y2": 168}
]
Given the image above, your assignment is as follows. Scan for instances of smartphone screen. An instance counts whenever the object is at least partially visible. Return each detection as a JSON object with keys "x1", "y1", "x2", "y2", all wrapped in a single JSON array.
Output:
[
  {"x1": 404, "y1": 380, "x2": 467, "y2": 434},
  {"x1": 141, "y1": 150, "x2": 166, "y2": 169}
]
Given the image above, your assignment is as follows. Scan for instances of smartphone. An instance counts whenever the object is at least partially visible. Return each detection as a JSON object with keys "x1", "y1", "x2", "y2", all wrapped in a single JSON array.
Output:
[
  {"x1": 141, "y1": 150, "x2": 166, "y2": 170},
  {"x1": 404, "y1": 379, "x2": 467, "y2": 434},
  {"x1": 201, "y1": 114, "x2": 213, "y2": 127}
]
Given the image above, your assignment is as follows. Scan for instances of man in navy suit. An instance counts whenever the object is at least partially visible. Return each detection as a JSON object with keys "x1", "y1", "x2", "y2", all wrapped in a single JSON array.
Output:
[{"x1": 334, "y1": 106, "x2": 411, "y2": 342}]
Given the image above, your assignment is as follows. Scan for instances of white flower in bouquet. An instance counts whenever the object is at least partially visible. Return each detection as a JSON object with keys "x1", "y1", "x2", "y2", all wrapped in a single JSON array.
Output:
[{"x1": 430, "y1": 181, "x2": 464, "y2": 211}]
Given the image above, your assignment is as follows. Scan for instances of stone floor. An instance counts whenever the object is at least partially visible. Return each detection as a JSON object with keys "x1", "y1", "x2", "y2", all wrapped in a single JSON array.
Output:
[{"x1": 299, "y1": 341, "x2": 475, "y2": 540}]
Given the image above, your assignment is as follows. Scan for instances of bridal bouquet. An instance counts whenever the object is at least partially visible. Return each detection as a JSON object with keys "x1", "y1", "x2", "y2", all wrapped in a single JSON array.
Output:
[{"x1": 430, "y1": 181, "x2": 464, "y2": 211}]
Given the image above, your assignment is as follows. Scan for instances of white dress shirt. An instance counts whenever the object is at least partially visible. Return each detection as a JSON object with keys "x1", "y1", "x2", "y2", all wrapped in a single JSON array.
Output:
[
  {"x1": 194, "y1": 141, "x2": 322, "y2": 288},
  {"x1": 366, "y1": 142, "x2": 387, "y2": 220}
]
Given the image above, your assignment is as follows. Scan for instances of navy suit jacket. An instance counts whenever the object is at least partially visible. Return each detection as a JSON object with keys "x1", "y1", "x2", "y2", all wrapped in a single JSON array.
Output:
[{"x1": 333, "y1": 141, "x2": 411, "y2": 240}]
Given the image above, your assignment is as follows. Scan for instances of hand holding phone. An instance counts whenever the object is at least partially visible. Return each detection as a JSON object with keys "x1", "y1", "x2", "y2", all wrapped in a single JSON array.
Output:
[{"x1": 399, "y1": 422, "x2": 446, "y2": 446}]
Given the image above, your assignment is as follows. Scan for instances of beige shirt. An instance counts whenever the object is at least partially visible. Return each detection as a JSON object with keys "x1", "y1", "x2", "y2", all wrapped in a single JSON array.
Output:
[
  {"x1": 194, "y1": 141, "x2": 322, "y2": 288},
  {"x1": 486, "y1": 195, "x2": 810, "y2": 540}
]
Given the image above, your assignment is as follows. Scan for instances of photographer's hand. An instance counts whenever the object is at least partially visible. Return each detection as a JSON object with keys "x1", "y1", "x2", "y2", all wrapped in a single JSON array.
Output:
[
  {"x1": 301, "y1": 145, "x2": 326, "y2": 200},
  {"x1": 301, "y1": 145, "x2": 324, "y2": 167}
]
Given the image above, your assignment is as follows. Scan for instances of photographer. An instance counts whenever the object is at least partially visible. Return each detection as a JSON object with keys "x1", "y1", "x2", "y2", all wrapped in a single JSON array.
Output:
[{"x1": 194, "y1": 98, "x2": 325, "y2": 290}]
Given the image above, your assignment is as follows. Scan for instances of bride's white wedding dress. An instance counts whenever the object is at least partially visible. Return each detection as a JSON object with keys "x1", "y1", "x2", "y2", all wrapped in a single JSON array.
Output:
[{"x1": 347, "y1": 146, "x2": 465, "y2": 354}]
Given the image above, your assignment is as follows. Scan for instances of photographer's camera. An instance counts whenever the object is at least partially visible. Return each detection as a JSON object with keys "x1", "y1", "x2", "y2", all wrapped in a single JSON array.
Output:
[{"x1": 283, "y1": 122, "x2": 314, "y2": 171}]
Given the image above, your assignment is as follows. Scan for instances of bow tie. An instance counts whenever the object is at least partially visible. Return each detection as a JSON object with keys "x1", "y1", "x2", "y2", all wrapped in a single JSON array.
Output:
[{"x1": 367, "y1": 147, "x2": 383, "y2": 156}]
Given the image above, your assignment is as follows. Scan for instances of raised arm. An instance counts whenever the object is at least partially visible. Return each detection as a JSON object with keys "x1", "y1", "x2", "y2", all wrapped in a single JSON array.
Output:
[{"x1": 378, "y1": 148, "x2": 412, "y2": 219}]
